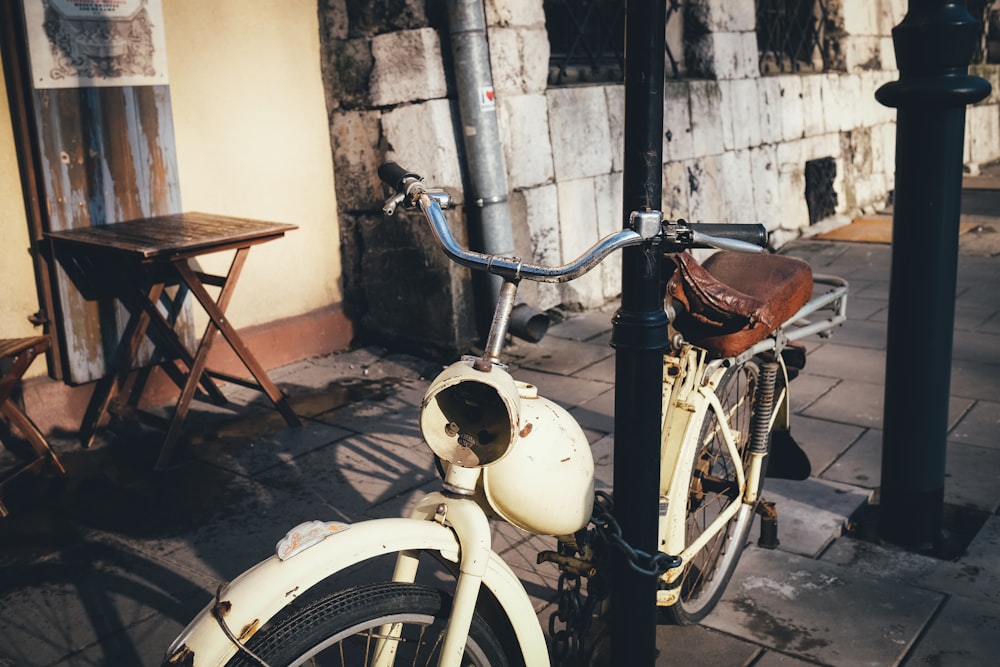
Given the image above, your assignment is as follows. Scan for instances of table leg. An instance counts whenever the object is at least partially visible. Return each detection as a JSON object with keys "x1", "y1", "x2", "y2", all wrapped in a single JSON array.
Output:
[
  {"x1": 138, "y1": 286, "x2": 228, "y2": 405},
  {"x1": 79, "y1": 284, "x2": 163, "y2": 448},
  {"x1": 155, "y1": 251, "x2": 300, "y2": 469}
]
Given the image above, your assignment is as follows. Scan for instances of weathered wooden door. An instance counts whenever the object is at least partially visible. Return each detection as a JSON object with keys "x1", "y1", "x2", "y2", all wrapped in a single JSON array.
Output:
[{"x1": 2, "y1": 1, "x2": 194, "y2": 384}]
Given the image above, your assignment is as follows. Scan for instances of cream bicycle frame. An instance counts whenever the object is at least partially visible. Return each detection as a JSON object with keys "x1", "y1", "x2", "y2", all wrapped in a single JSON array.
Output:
[{"x1": 655, "y1": 344, "x2": 786, "y2": 606}]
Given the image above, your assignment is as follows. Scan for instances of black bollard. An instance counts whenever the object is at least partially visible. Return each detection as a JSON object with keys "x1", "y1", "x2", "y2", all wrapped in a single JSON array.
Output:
[
  {"x1": 610, "y1": 0, "x2": 669, "y2": 663},
  {"x1": 875, "y1": 1, "x2": 990, "y2": 552}
]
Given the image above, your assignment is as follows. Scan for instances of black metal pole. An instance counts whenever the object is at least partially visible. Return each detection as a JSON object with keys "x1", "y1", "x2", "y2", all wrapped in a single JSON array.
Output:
[
  {"x1": 875, "y1": 0, "x2": 990, "y2": 552},
  {"x1": 610, "y1": 0, "x2": 669, "y2": 663}
]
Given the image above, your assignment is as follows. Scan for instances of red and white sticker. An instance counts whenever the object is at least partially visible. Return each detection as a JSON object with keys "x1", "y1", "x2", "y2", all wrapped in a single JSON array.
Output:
[{"x1": 480, "y1": 86, "x2": 496, "y2": 110}]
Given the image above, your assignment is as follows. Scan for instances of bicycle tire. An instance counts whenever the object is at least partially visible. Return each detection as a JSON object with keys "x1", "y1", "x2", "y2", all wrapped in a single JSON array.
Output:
[
  {"x1": 224, "y1": 581, "x2": 514, "y2": 667},
  {"x1": 662, "y1": 357, "x2": 778, "y2": 625}
]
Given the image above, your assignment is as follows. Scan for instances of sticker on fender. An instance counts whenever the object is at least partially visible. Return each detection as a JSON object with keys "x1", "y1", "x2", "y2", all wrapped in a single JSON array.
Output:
[{"x1": 276, "y1": 520, "x2": 350, "y2": 560}]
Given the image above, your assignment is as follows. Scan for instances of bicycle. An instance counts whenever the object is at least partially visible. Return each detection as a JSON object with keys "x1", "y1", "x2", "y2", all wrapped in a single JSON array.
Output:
[{"x1": 162, "y1": 162, "x2": 847, "y2": 667}]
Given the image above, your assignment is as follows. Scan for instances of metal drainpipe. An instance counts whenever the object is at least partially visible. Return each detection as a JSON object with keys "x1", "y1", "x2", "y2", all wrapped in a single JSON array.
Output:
[{"x1": 446, "y1": 0, "x2": 549, "y2": 343}]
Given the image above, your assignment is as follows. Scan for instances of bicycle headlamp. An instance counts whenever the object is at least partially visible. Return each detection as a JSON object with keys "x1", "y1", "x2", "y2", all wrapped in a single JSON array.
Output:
[{"x1": 420, "y1": 359, "x2": 521, "y2": 468}]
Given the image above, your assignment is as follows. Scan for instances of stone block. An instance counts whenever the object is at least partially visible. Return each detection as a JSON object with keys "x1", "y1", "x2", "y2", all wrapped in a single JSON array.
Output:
[
  {"x1": 686, "y1": 154, "x2": 731, "y2": 224},
  {"x1": 510, "y1": 185, "x2": 561, "y2": 310},
  {"x1": 323, "y1": 38, "x2": 374, "y2": 110},
  {"x1": 820, "y1": 74, "x2": 859, "y2": 134},
  {"x1": 777, "y1": 162, "x2": 810, "y2": 232},
  {"x1": 520, "y1": 27, "x2": 551, "y2": 94},
  {"x1": 688, "y1": 0, "x2": 755, "y2": 32},
  {"x1": 487, "y1": 28, "x2": 523, "y2": 97},
  {"x1": 721, "y1": 149, "x2": 755, "y2": 223},
  {"x1": 757, "y1": 77, "x2": 784, "y2": 145},
  {"x1": 879, "y1": 36, "x2": 897, "y2": 72},
  {"x1": 664, "y1": 80, "x2": 694, "y2": 162},
  {"x1": 546, "y1": 87, "x2": 613, "y2": 181},
  {"x1": 347, "y1": 0, "x2": 428, "y2": 37},
  {"x1": 605, "y1": 85, "x2": 625, "y2": 172},
  {"x1": 556, "y1": 178, "x2": 604, "y2": 308},
  {"x1": 749, "y1": 145, "x2": 781, "y2": 229},
  {"x1": 662, "y1": 159, "x2": 691, "y2": 220},
  {"x1": 689, "y1": 80, "x2": 726, "y2": 156},
  {"x1": 721, "y1": 79, "x2": 762, "y2": 150},
  {"x1": 486, "y1": 0, "x2": 546, "y2": 28},
  {"x1": 331, "y1": 109, "x2": 384, "y2": 211},
  {"x1": 381, "y1": 99, "x2": 464, "y2": 195},
  {"x1": 321, "y1": 0, "x2": 348, "y2": 41},
  {"x1": 880, "y1": 0, "x2": 909, "y2": 33},
  {"x1": 843, "y1": 35, "x2": 883, "y2": 71},
  {"x1": 498, "y1": 94, "x2": 554, "y2": 189},
  {"x1": 967, "y1": 103, "x2": 1000, "y2": 168},
  {"x1": 775, "y1": 75, "x2": 806, "y2": 141},
  {"x1": 843, "y1": 0, "x2": 880, "y2": 35},
  {"x1": 709, "y1": 31, "x2": 759, "y2": 80},
  {"x1": 594, "y1": 172, "x2": 623, "y2": 299},
  {"x1": 799, "y1": 74, "x2": 826, "y2": 137},
  {"x1": 369, "y1": 28, "x2": 448, "y2": 107},
  {"x1": 487, "y1": 27, "x2": 550, "y2": 96}
]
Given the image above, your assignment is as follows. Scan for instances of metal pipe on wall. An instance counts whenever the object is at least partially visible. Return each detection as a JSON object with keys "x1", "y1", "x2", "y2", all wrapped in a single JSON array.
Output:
[{"x1": 446, "y1": 0, "x2": 549, "y2": 343}]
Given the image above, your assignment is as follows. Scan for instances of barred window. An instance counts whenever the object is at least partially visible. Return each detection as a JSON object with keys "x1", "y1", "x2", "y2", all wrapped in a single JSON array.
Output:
[
  {"x1": 757, "y1": 0, "x2": 836, "y2": 74},
  {"x1": 544, "y1": 0, "x2": 686, "y2": 86}
]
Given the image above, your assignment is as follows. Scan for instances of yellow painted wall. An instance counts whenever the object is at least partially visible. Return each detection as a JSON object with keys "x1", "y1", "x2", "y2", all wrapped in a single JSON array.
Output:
[
  {"x1": 163, "y1": 0, "x2": 341, "y2": 327},
  {"x1": 0, "y1": 49, "x2": 43, "y2": 347},
  {"x1": 1, "y1": 2, "x2": 340, "y2": 378}
]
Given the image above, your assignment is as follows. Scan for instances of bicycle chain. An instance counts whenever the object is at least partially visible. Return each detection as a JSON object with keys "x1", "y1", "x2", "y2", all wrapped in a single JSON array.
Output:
[
  {"x1": 591, "y1": 491, "x2": 682, "y2": 577},
  {"x1": 547, "y1": 492, "x2": 682, "y2": 665}
]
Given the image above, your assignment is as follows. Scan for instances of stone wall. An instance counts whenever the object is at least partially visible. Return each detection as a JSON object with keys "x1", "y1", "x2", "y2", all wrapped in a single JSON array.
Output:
[{"x1": 320, "y1": 0, "x2": 1000, "y2": 355}]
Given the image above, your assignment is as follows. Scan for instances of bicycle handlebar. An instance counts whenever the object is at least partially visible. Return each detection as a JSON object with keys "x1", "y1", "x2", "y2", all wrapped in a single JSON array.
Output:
[{"x1": 378, "y1": 162, "x2": 767, "y2": 283}]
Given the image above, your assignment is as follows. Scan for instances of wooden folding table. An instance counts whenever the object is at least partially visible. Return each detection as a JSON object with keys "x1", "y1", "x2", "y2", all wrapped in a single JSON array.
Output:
[{"x1": 46, "y1": 212, "x2": 302, "y2": 469}]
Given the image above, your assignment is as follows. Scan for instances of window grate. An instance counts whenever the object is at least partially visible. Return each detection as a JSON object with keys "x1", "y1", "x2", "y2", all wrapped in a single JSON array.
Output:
[
  {"x1": 757, "y1": 0, "x2": 832, "y2": 74},
  {"x1": 545, "y1": 0, "x2": 685, "y2": 85},
  {"x1": 805, "y1": 157, "x2": 838, "y2": 225}
]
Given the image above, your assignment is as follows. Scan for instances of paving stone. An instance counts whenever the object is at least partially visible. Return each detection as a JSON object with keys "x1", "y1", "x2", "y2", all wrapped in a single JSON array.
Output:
[
  {"x1": 187, "y1": 418, "x2": 351, "y2": 476},
  {"x1": 516, "y1": 337, "x2": 615, "y2": 376},
  {"x1": 787, "y1": 372, "x2": 839, "y2": 413},
  {"x1": 764, "y1": 478, "x2": 871, "y2": 557},
  {"x1": 654, "y1": 624, "x2": 761, "y2": 666},
  {"x1": 942, "y1": 442, "x2": 1000, "y2": 513},
  {"x1": 821, "y1": 428, "x2": 882, "y2": 489},
  {"x1": 802, "y1": 378, "x2": 884, "y2": 428},
  {"x1": 0, "y1": 537, "x2": 204, "y2": 667},
  {"x1": 804, "y1": 344, "x2": 886, "y2": 384},
  {"x1": 512, "y1": 367, "x2": 613, "y2": 410},
  {"x1": 950, "y1": 358, "x2": 1000, "y2": 401},
  {"x1": 819, "y1": 427, "x2": 999, "y2": 511},
  {"x1": 569, "y1": 386, "x2": 615, "y2": 436},
  {"x1": 257, "y1": 432, "x2": 438, "y2": 521},
  {"x1": 789, "y1": 414, "x2": 866, "y2": 474},
  {"x1": 949, "y1": 400, "x2": 1000, "y2": 449},
  {"x1": 904, "y1": 595, "x2": 1000, "y2": 666},
  {"x1": 705, "y1": 545, "x2": 944, "y2": 666},
  {"x1": 547, "y1": 309, "x2": 614, "y2": 342}
]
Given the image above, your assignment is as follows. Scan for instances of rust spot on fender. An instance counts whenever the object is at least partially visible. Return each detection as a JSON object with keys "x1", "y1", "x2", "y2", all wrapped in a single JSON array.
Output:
[
  {"x1": 163, "y1": 645, "x2": 194, "y2": 666},
  {"x1": 520, "y1": 423, "x2": 533, "y2": 438},
  {"x1": 239, "y1": 619, "x2": 261, "y2": 642}
]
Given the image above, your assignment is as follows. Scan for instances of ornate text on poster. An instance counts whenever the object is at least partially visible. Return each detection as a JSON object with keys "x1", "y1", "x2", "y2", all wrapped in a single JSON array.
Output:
[{"x1": 23, "y1": 0, "x2": 168, "y2": 88}]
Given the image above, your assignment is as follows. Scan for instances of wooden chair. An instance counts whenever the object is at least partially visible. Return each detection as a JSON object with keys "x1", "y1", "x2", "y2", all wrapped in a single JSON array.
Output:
[{"x1": 0, "y1": 336, "x2": 66, "y2": 517}]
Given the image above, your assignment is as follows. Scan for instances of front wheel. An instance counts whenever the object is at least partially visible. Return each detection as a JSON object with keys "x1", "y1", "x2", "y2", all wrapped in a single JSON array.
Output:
[
  {"x1": 661, "y1": 357, "x2": 780, "y2": 625},
  {"x1": 225, "y1": 582, "x2": 514, "y2": 667}
]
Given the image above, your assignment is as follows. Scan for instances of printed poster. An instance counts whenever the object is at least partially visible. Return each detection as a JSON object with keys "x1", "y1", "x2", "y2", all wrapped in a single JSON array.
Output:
[{"x1": 23, "y1": 0, "x2": 168, "y2": 88}]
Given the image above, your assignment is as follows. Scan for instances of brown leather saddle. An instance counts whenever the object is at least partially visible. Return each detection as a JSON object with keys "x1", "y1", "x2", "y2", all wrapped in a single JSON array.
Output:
[{"x1": 666, "y1": 251, "x2": 814, "y2": 358}]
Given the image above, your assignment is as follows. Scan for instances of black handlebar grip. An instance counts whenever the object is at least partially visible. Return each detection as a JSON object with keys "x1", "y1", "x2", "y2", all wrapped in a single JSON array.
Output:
[
  {"x1": 687, "y1": 223, "x2": 768, "y2": 248},
  {"x1": 378, "y1": 162, "x2": 421, "y2": 194}
]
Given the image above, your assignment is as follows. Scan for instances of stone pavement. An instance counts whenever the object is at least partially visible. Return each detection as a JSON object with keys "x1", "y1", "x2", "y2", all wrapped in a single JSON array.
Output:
[{"x1": 1, "y1": 213, "x2": 998, "y2": 665}]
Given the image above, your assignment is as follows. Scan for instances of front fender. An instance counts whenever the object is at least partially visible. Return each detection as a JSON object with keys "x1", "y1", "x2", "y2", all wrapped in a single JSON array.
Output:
[{"x1": 162, "y1": 517, "x2": 548, "y2": 666}]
